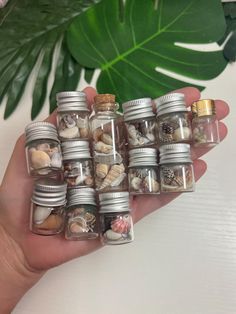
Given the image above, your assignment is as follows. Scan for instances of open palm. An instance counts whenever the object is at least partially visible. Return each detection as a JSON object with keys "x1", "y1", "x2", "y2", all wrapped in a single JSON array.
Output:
[{"x1": 0, "y1": 86, "x2": 228, "y2": 274}]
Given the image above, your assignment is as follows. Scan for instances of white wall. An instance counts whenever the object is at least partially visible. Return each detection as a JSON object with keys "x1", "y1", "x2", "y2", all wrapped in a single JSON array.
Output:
[{"x1": 0, "y1": 63, "x2": 236, "y2": 314}]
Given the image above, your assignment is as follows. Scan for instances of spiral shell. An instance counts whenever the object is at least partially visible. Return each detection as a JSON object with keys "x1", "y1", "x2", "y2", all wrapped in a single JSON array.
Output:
[
  {"x1": 31, "y1": 150, "x2": 51, "y2": 169},
  {"x1": 100, "y1": 164, "x2": 125, "y2": 189},
  {"x1": 101, "y1": 133, "x2": 113, "y2": 145},
  {"x1": 111, "y1": 215, "x2": 131, "y2": 234}
]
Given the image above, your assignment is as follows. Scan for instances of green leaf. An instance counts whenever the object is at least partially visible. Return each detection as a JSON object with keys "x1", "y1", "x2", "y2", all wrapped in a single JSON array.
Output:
[
  {"x1": 84, "y1": 67, "x2": 95, "y2": 84},
  {"x1": 0, "y1": 0, "x2": 101, "y2": 119},
  {"x1": 218, "y1": 2, "x2": 236, "y2": 62},
  {"x1": 67, "y1": 0, "x2": 227, "y2": 104}
]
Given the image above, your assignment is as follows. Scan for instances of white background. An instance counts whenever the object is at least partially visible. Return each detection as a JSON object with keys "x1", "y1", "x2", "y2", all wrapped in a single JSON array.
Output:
[{"x1": 0, "y1": 60, "x2": 236, "y2": 313}]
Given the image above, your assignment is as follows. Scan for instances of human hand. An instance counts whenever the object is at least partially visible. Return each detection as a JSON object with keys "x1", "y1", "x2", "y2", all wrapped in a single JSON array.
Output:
[{"x1": 0, "y1": 86, "x2": 229, "y2": 313}]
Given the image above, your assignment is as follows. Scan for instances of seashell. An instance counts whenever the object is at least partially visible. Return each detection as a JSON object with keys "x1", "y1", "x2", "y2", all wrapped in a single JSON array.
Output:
[
  {"x1": 100, "y1": 164, "x2": 125, "y2": 189},
  {"x1": 33, "y1": 206, "x2": 52, "y2": 224},
  {"x1": 47, "y1": 146, "x2": 59, "y2": 157},
  {"x1": 79, "y1": 127, "x2": 89, "y2": 138},
  {"x1": 127, "y1": 124, "x2": 137, "y2": 138},
  {"x1": 95, "y1": 141, "x2": 113, "y2": 154},
  {"x1": 73, "y1": 208, "x2": 86, "y2": 215},
  {"x1": 75, "y1": 174, "x2": 87, "y2": 185},
  {"x1": 36, "y1": 214, "x2": 63, "y2": 230},
  {"x1": 93, "y1": 128, "x2": 103, "y2": 142},
  {"x1": 110, "y1": 173, "x2": 126, "y2": 187},
  {"x1": 50, "y1": 152, "x2": 62, "y2": 168},
  {"x1": 111, "y1": 215, "x2": 131, "y2": 234},
  {"x1": 104, "y1": 229, "x2": 123, "y2": 241},
  {"x1": 31, "y1": 150, "x2": 51, "y2": 169},
  {"x1": 28, "y1": 147, "x2": 36, "y2": 155},
  {"x1": 144, "y1": 177, "x2": 160, "y2": 193},
  {"x1": 36, "y1": 143, "x2": 50, "y2": 152},
  {"x1": 96, "y1": 163, "x2": 109, "y2": 178},
  {"x1": 84, "y1": 212, "x2": 96, "y2": 224},
  {"x1": 84, "y1": 176, "x2": 94, "y2": 186},
  {"x1": 63, "y1": 114, "x2": 76, "y2": 128},
  {"x1": 69, "y1": 217, "x2": 87, "y2": 233},
  {"x1": 173, "y1": 127, "x2": 191, "y2": 141},
  {"x1": 77, "y1": 117, "x2": 87, "y2": 128},
  {"x1": 59, "y1": 126, "x2": 79, "y2": 139},
  {"x1": 131, "y1": 177, "x2": 142, "y2": 190},
  {"x1": 145, "y1": 133, "x2": 155, "y2": 142},
  {"x1": 101, "y1": 133, "x2": 113, "y2": 145},
  {"x1": 129, "y1": 137, "x2": 139, "y2": 146}
]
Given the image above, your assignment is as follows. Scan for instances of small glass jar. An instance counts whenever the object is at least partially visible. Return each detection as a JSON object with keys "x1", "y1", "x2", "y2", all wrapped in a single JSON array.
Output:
[
  {"x1": 25, "y1": 122, "x2": 62, "y2": 177},
  {"x1": 30, "y1": 179, "x2": 67, "y2": 235},
  {"x1": 99, "y1": 192, "x2": 134, "y2": 245},
  {"x1": 128, "y1": 148, "x2": 160, "y2": 194},
  {"x1": 154, "y1": 93, "x2": 192, "y2": 145},
  {"x1": 122, "y1": 98, "x2": 157, "y2": 148},
  {"x1": 61, "y1": 141, "x2": 94, "y2": 188},
  {"x1": 159, "y1": 144, "x2": 195, "y2": 193},
  {"x1": 56, "y1": 91, "x2": 90, "y2": 141},
  {"x1": 65, "y1": 188, "x2": 98, "y2": 240},
  {"x1": 191, "y1": 99, "x2": 219, "y2": 147},
  {"x1": 90, "y1": 94, "x2": 127, "y2": 193}
]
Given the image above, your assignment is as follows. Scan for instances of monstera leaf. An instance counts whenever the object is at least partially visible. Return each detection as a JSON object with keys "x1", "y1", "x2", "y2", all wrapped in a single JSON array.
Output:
[
  {"x1": 67, "y1": 0, "x2": 227, "y2": 104},
  {"x1": 0, "y1": 0, "x2": 100, "y2": 119},
  {"x1": 219, "y1": 2, "x2": 236, "y2": 62}
]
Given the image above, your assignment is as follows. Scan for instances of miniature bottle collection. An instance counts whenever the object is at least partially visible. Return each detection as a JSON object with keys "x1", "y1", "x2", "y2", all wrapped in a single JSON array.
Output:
[
  {"x1": 25, "y1": 89, "x2": 218, "y2": 243},
  {"x1": 56, "y1": 91, "x2": 90, "y2": 140},
  {"x1": 65, "y1": 188, "x2": 98, "y2": 240},
  {"x1": 159, "y1": 144, "x2": 195, "y2": 193},
  {"x1": 30, "y1": 179, "x2": 67, "y2": 235},
  {"x1": 99, "y1": 192, "x2": 134, "y2": 245},
  {"x1": 154, "y1": 93, "x2": 192, "y2": 145},
  {"x1": 122, "y1": 98, "x2": 157, "y2": 148},
  {"x1": 191, "y1": 99, "x2": 219, "y2": 147},
  {"x1": 25, "y1": 121, "x2": 62, "y2": 177},
  {"x1": 128, "y1": 148, "x2": 160, "y2": 194}
]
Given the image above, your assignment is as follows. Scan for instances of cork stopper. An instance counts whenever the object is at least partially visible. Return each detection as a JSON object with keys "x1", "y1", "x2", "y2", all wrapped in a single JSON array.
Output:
[
  {"x1": 94, "y1": 94, "x2": 117, "y2": 111},
  {"x1": 191, "y1": 99, "x2": 215, "y2": 117}
]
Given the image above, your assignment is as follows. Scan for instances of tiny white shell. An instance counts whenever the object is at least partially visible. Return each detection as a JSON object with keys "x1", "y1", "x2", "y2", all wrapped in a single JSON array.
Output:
[
  {"x1": 173, "y1": 127, "x2": 191, "y2": 141},
  {"x1": 59, "y1": 126, "x2": 79, "y2": 139},
  {"x1": 131, "y1": 177, "x2": 142, "y2": 190},
  {"x1": 33, "y1": 206, "x2": 52, "y2": 224},
  {"x1": 51, "y1": 152, "x2": 62, "y2": 168},
  {"x1": 104, "y1": 229, "x2": 122, "y2": 240}
]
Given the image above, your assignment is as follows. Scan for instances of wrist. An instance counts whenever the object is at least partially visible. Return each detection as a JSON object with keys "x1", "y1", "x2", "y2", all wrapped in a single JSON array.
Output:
[{"x1": 0, "y1": 225, "x2": 44, "y2": 313}]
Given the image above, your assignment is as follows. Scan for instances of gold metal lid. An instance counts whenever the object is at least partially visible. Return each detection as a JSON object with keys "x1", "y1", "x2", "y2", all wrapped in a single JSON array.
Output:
[{"x1": 191, "y1": 99, "x2": 216, "y2": 117}]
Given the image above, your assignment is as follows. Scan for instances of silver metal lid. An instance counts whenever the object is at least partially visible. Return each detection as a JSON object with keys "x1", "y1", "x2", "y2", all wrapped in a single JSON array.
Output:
[
  {"x1": 67, "y1": 188, "x2": 96, "y2": 207},
  {"x1": 159, "y1": 143, "x2": 192, "y2": 164},
  {"x1": 56, "y1": 91, "x2": 89, "y2": 112},
  {"x1": 128, "y1": 148, "x2": 158, "y2": 167},
  {"x1": 25, "y1": 122, "x2": 59, "y2": 145},
  {"x1": 61, "y1": 141, "x2": 91, "y2": 160},
  {"x1": 154, "y1": 93, "x2": 187, "y2": 117},
  {"x1": 122, "y1": 98, "x2": 155, "y2": 121},
  {"x1": 99, "y1": 192, "x2": 130, "y2": 213},
  {"x1": 32, "y1": 179, "x2": 67, "y2": 206}
]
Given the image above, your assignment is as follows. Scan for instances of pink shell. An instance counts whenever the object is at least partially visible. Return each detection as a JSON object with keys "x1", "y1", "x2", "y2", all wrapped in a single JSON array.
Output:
[{"x1": 111, "y1": 216, "x2": 131, "y2": 234}]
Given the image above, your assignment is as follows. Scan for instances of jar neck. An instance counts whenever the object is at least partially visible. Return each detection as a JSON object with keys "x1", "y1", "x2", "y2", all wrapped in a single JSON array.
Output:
[{"x1": 93, "y1": 102, "x2": 118, "y2": 113}]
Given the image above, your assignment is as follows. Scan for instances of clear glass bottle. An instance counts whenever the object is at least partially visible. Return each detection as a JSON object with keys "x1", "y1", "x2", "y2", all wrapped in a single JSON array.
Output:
[
  {"x1": 30, "y1": 179, "x2": 67, "y2": 235},
  {"x1": 56, "y1": 91, "x2": 90, "y2": 141},
  {"x1": 191, "y1": 99, "x2": 219, "y2": 147},
  {"x1": 65, "y1": 188, "x2": 98, "y2": 240},
  {"x1": 159, "y1": 143, "x2": 195, "y2": 193},
  {"x1": 90, "y1": 94, "x2": 127, "y2": 193},
  {"x1": 154, "y1": 93, "x2": 192, "y2": 145},
  {"x1": 61, "y1": 141, "x2": 94, "y2": 188},
  {"x1": 99, "y1": 192, "x2": 134, "y2": 245},
  {"x1": 25, "y1": 122, "x2": 62, "y2": 177},
  {"x1": 128, "y1": 148, "x2": 160, "y2": 194},
  {"x1": 122, "y1": 98, "x2": 157, "y2": 148}
]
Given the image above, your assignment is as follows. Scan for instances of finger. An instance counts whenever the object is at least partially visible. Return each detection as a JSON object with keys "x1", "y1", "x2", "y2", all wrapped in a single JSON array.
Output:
[
  {"x1": 171, "y1": 87, "x2": 201, "y2": 106},
  {"x1": 215, "y1": 100, "x2": 230, "y2": 121},
  {"x1": 132, "y1": 159, "x2": 207, "y2": 223},
  {"x1": 192, "y1": 121, "x2": 228, "y2": 160}
]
